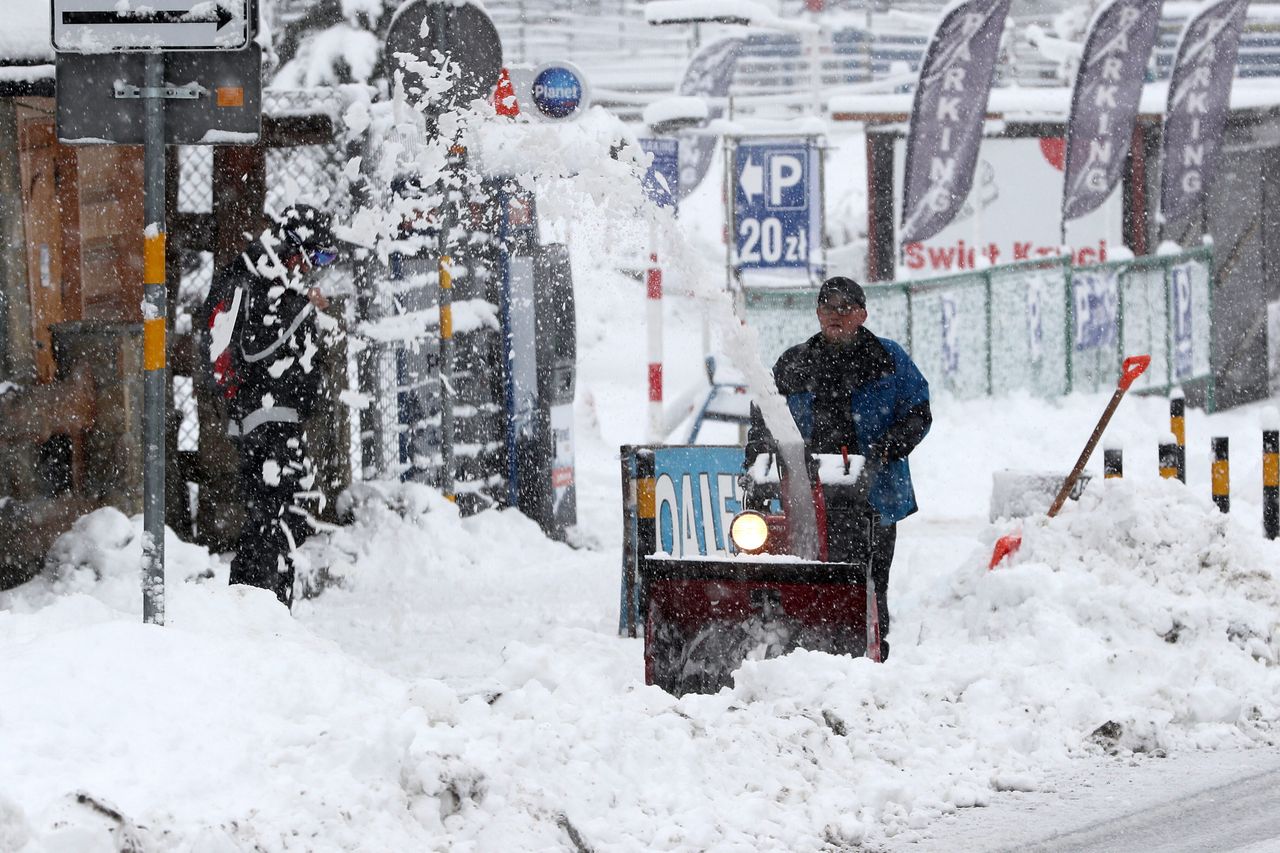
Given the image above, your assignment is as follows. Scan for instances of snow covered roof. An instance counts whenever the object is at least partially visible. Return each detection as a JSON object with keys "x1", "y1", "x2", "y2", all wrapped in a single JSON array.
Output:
[
  {"x1": 831, "y1": 79, "x2": 1280, "y2": 125},
  {"x1": 4, "y1": 1, "x2": 53, "y2": 64}
]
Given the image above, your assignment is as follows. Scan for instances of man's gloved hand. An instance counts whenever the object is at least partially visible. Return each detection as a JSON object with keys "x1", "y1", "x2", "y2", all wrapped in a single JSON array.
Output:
[{"x1": 868, "y1": 436, "x2": 909, "y2": 463}]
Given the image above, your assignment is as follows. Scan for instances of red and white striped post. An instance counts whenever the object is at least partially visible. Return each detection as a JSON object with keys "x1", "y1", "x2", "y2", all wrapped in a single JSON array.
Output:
[{"x1": 646, "y1": 238, "x2": 664, "y2": 442}]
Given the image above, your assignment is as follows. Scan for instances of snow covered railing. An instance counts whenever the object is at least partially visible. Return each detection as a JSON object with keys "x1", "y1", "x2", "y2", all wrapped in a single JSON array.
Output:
[{"x1": 742, "y1": 247, "x2": 1216, "y2": 405}]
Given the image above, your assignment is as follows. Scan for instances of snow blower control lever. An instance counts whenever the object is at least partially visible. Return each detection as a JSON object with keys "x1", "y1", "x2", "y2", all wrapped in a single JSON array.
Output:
[{"x1": 989, "y1": 354, "x2": 1150, "y2": 570}]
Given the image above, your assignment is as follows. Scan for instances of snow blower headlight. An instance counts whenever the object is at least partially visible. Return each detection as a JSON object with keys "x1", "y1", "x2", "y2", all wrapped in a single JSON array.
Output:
[{"x1": 729, "y1": 511, "x2": 770, "y2": 554}]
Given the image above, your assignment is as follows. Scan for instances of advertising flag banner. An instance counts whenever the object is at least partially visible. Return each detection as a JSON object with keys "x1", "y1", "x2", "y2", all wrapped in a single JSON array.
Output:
[
  {"x1": 1062, "y1": 0, "x2": 1163, "y2": 222},
  {"x1": 900, "y1": 0, "x2": 1011, "y2": 246},
  {"x1": 675, "y1": 37, "x2": 746, "y2": 202},
  {"x1": 1159, "y1": 0, "x2": 1248, "y2": 228}
]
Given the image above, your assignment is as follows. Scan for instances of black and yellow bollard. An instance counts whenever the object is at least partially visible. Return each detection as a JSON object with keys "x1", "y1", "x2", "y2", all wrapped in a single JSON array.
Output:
[
  {"x1": 1159, "y1": 435, "x2": 1180, "y2": 480},
  {"x1": 1104, "y1": 443, "x2": 1123, "y2": 479},
  {"x1": 439, "y1": 255, "x2": 456, "y2": 503},
  {"x1": 633, "y1": 449, "x2": 657, "y2": 635},
  {"x1": 1170, "y1": 391, "x2": 1186, "y2": 483},
  {"x1": 1265, "y1": 425, "x2": 1278, "y2": 540},
  {"x1": 1212, "y1": 437, "x2": 1230, "y2": 513}
]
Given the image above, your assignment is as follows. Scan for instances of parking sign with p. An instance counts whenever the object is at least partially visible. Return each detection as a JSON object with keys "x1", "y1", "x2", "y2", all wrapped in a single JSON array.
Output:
[{"x1": 732, "y1": 137, "x2": 822, "y2": 274}]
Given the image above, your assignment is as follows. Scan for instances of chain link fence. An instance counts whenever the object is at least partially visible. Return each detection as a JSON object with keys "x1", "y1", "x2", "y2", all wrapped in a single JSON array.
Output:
[{"x1": 743, "y1": 247, "x2": 1215, "y2": 403}]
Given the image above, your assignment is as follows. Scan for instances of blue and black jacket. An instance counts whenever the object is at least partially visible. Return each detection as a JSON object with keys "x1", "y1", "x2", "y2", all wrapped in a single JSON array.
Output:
[{"x1": 745, "y1": 328, "x2": 931, "y2": 525}]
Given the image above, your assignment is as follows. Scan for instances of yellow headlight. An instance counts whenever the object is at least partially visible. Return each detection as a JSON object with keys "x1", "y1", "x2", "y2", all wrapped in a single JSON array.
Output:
[{"x1": 729, "y1": 511, "x2": 769, "y2": 554}]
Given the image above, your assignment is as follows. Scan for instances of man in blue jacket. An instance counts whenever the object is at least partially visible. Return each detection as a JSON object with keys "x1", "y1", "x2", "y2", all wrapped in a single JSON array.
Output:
[{"x1": 745, "y1": 276, "x2": 931, "y2": 660}]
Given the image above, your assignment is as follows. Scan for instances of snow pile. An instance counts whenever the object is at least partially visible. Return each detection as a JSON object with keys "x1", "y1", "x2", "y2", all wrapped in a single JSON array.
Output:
[
  {"x1": 1, "y1": 519, "x2": 436, "y2": 850},
  {"x1": 5, "y1": 469, "x2": 1280, "y2": 850},
  {"x1": 948, "y1": 477, "x2": 1280, "y2": 748},
  {"x1": 33, "y1": 508, "x2": 217, "y2": 613}
]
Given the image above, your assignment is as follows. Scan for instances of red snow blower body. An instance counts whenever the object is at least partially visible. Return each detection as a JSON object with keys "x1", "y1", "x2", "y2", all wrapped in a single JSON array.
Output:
[{"x1": 641, "y1": 451, "x2": 880, "y2": 696}]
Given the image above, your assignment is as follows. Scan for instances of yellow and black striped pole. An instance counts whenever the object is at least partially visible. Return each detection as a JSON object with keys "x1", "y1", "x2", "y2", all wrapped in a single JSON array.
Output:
[
  {"x1": 1159, "y1": 434, "x2": 1180, "y2": 481},
  {"x1": 619, "y1": 446, "x2": 638, "y2": 636},
  {"x1": 141, "y1": 52, "x2": 167, "y2": 626},
  {"x1": 633, "y1": 448, "x2": 656, "y2": 636},
  {"x1": 1264, "y1": 423, "x2": 1278, "y2": 539},
  {"x1": 438, "y1": 255, "x2": 455, "y2": 503},
  {"x1": 1212, "y1": 436, "x2": 1230, "y2": 513},
  {"x1": 1170, "y1": 391, "x2": 1186, "y2": 483},
  {"x1": 1103, "y1": 443, "x2": 1123, "y2": 479}
]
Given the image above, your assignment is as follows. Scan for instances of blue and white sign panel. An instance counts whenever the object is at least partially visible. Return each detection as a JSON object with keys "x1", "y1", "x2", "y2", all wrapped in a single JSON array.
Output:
[
  {"x1": 1170, "y1": 262, "x2": 1195, "y2": 380},
  {"x1": 1073, "y1": 269, "x2": 1119, "y2": 353},
  {"x1": 527, "y1": 61, "x2": 590, "y2": 122},
  {"x1": 733, "y1": 138, "x2": 821, "y2": 272},
  {"x1": 640, "y1": 137, "x2": 680, "y2": 209},
  {"x1": 652, "y1": 446, "x2": 745, "y2": 557}
]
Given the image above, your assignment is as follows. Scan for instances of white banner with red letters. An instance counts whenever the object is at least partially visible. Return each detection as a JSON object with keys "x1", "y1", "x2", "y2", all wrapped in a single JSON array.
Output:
[{"x1": 895, "y1": 136, "x2": 1122, "y2": 277}]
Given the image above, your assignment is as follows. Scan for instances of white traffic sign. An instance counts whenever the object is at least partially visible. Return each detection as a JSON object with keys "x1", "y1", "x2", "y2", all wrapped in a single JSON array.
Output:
[{"x1": 52, "y1": 0, "x2": 251, "y2": 53}]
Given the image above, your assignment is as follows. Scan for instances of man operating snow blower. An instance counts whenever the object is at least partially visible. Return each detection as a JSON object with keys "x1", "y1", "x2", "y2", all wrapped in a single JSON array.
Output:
[
  {"x1": 202, "y1": 204, "x2": 340, "y2": 609},
  {"x1": 744, "y1": 276, "x2": 931, "y2": 660}
]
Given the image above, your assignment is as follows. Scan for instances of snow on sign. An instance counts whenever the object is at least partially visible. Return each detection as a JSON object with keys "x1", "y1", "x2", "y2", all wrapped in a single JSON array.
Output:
[
  {"x1": 733, "y1": 138, "x2": 821, "y2": 273},
  {"x1": 52, "y1": 0, "x2": 252, "y2": 53}
]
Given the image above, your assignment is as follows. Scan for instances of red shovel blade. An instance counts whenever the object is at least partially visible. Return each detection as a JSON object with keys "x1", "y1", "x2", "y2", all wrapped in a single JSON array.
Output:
[{"x1": 989, "y1": 532, "x2": 1022, "y2": 570}]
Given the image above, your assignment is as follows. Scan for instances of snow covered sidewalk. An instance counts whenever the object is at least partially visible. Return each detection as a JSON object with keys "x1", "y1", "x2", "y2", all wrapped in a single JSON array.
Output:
[{"x1": 4, "y1": 451, "x2": 1280, "y2": 851}]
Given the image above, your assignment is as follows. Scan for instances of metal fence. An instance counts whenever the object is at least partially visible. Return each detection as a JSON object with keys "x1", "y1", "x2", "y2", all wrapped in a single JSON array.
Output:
[{"x1": 743, "y1": 247, "x2": 1215, "y2": 402}]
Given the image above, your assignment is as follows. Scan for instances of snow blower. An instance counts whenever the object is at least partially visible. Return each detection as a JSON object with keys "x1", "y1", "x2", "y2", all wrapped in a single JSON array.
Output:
[{"x1": 642, "y1": 451, "x2": 881, "y2": 696}]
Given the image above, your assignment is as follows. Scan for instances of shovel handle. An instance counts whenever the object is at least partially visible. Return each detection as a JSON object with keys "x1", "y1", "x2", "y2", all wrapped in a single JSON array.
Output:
[
  {"x1": 1118, "y1": 355, "x2": 1151, "y2": 391},
  {"x1": 1045, "y1": 353, "x2": 1150, "y2": 518}
]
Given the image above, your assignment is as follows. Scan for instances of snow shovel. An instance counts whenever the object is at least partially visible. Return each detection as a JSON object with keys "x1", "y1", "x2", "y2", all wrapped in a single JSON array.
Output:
[{"x1": 988, "y1": 354, "x2": 1151, "y2": 570}]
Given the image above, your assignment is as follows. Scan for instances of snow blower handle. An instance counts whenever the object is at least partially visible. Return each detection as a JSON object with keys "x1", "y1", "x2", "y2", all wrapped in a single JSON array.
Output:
[{"x1": 1044, "y1": 353, "x2": 1151, "y2": 519}]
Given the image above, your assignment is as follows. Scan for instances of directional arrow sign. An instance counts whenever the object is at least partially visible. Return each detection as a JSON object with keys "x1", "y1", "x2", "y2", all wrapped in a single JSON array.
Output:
[
  {"x1": 53, "y1": 0, "x2": 252, "y2": 53},
  {"x1": 739, "y1": 156, "x2": 764, "y2": 204},
  {"x1": 733, "y1": 138, "x2": 821, "y2": 274}
]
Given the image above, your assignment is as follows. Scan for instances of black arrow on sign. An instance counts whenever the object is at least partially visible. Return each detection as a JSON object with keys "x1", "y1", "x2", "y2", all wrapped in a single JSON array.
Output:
[{"x1": 62, "y1": 7, "x2": 238, "y2": 31}]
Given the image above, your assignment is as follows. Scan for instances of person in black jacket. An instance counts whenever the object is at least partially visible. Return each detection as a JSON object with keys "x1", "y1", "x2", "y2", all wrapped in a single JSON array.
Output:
[
  {"x1": 745, "y1": 276, "x2": 931, "y2": 659},
  {"x1": 209, "y1": 204, "x2": 339, "y2": 608}
]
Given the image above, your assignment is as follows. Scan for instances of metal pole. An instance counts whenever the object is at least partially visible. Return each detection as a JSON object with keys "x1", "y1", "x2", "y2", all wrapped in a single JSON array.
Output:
[
  {"x1": 1170, "y1": 389, "x2": 1187, "y2": 482},
  {"x1": 438, "y1": 255, "x2": 456, "y2": 500},
  {"x1": 724, "y1": 134, "x2": 735, "y2": 296},
  {"x1": 646, "y1": 220, "x2": 664, "y2": 443},
  {"x1": 1212, "y1": 436, "x2": 1230, "y2": 513},
  {"x1": 352, "y1": 132, "x2": 382, "y2": 479},
  {"x1": 864, "y1": 1, "x2": 873, "y2": 82},
  {"x1": 1264, "y1": 425, "x2": 1278, "y2": 540},
  {"x1": 141, "y1": 51, "x2": 167, "y2": 625}
]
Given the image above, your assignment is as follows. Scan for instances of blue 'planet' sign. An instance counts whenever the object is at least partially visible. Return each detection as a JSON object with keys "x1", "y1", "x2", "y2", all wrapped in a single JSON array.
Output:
[{"x1": 531, "y1": 64, "x2": 586, "y2": 120}]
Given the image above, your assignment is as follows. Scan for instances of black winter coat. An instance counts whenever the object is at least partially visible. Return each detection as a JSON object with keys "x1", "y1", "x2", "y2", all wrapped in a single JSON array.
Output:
[{"x1": 209, "y1": 250, "x2": 326, "y2": 437}]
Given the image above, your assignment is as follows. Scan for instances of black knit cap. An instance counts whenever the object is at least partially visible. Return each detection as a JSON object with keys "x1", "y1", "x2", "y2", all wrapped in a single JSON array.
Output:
[
  {"x1": 817, "y1": 275, "x2": 866, "y2": 308},
  {"x1": 272, "y1": 203, "x2": 335, "y2": 254}
]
